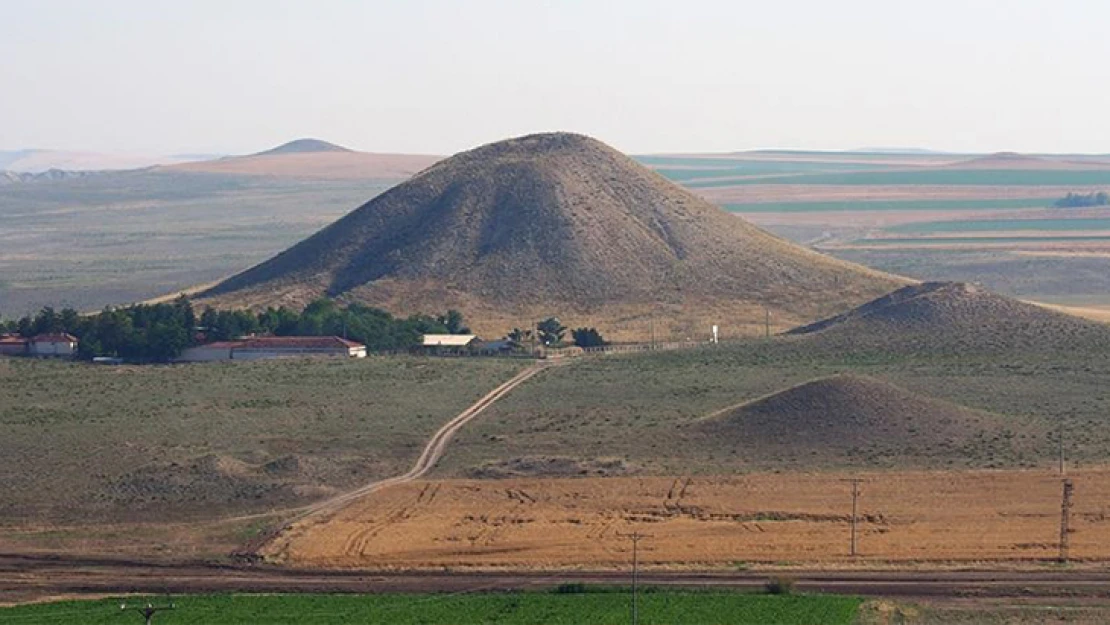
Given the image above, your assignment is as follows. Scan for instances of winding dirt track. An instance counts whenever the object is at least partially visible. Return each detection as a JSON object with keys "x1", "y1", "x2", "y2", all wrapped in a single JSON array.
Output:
[{"x1": 258, "y1": 361, "x2": 555, "y2": 558}]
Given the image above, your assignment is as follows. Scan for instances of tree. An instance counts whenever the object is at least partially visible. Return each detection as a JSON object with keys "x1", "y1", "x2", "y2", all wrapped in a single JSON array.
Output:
[
  {"x1": 437, "y1": 309, "x2": 470, "y2": 334},
  {"x1": 507, "y1": 327, "x2": 532, "y2": 343},
  {"x1": 572, "y1": 327, "x2": 607, "y2": 348},
  {"x1": 536, "y1": 317, "x2": 566, "y2": 346}
]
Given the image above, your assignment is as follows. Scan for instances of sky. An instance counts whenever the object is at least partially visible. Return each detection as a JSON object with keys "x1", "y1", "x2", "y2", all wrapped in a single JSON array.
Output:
[{"x1": 3, "y1": 0, "x2": 1110, "y2": 156}]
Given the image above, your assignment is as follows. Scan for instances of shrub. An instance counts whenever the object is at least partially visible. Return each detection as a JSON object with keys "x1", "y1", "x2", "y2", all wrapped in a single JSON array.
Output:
[{"x1": 764, "y1": 576, "x2": 796, "y2": 595}]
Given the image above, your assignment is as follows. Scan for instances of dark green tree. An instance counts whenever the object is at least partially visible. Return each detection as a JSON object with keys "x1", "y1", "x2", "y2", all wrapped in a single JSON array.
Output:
[
  {"x1": 537, "y1": 317, "x2": 566, "y2": 346},
  {"x1": 571, "y1": 327, "x2": 607, "y2": 348}
]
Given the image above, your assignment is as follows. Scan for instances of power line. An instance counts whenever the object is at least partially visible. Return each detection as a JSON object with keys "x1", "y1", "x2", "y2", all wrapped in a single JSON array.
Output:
[
  {"x1": 618, "y1": 531, "x2": 652, "y2": 625},
  {"x1": 120, "y1": 601, "x2": 175, "y2": 625},
  {"x1": 1059, "y1": 478, "x2": 1074, "y2": 563},
  {"x1": 842, "y1": 478, "x2": 863, "y2": 557}
]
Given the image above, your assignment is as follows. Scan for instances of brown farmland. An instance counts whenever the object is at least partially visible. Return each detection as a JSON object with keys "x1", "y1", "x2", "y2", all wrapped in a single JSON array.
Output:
[{"x1": 268, "y1": 469, "x2": 1110, "y2": 569}]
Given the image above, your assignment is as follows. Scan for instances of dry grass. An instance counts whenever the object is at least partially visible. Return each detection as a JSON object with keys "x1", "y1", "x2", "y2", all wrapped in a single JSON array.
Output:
[{"x1": 271, "y1": 468, "x2": 1110, "y2": 568}]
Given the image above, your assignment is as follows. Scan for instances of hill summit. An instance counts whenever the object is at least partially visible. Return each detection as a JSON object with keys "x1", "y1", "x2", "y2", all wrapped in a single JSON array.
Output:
[
  {"x1": 787, "y1": 281, "x2": 1110, "y2": 353},
  {"x1": 254, "y1": 138, "x2": 352, "y2": 156},
  {"x1": 693, "y1": 374, "x2": 1032, "y2": 467},
  {"x1": 203, "y1": 132, "x2": 903, "y2": 339}
]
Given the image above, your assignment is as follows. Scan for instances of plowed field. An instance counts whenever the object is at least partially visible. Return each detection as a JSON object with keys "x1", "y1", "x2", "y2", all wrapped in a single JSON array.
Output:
[{"x1": 269, "y1": 469, "x2": 1110, "y2": 568}]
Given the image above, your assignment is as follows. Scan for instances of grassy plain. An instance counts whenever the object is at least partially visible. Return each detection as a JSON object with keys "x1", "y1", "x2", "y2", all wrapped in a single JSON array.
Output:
[
  {"x1": 0, "y1": 592, "x2": 862, "y2": 625},
  {"x1": 0, "y1": 356, "x2": 524, "y2": 529},
  {"x1": 0, "y1": 172, "x2": 394, "y2": 316},
  {"x1": 275, "y1": 469, "x2": 1110, "y2": 568}
]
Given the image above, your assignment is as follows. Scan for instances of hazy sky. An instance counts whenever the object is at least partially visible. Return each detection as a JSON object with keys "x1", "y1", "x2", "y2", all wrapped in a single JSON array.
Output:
[{"x1": 3, "y1": 0, "x2": 1110, "y2": 155}]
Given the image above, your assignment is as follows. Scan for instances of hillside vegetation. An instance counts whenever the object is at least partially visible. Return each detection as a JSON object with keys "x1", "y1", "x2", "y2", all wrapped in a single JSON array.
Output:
[
  {"x1": 203, "y1": 132, "x2": 904, "y2": 340},
  {"x1": 786, "y1": 281, "x2": 1110, "y2": 354}
]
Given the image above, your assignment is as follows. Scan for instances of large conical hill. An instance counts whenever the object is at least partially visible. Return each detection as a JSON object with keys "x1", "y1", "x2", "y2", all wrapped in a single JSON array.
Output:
[{"x1": 202, "y1": 132, "x2": 904, "y2": 339}]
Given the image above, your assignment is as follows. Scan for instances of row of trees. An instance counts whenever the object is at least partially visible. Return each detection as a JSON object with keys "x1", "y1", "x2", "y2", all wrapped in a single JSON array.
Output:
[
  {"x1": 1054, "y1": 191, "x2": 1110, "y2": 208},
  {"x1": 0, "y1": 298, "x2": 468, "y2": 362},
  {"x1": 508, "y1": 317, "x2": 608, "y2": 348}
]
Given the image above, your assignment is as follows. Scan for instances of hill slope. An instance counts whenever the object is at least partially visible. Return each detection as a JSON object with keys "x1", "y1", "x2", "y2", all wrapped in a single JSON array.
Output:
[
  {"x1": 693, "y1": 374, "x2": 1032, "y2": 467},
  {"x1": 787, "y1": 281, "x2": 1110, "y2": 353},
  {"x1": 202, "y1": 132, "x2": 904, "y2": 339}
]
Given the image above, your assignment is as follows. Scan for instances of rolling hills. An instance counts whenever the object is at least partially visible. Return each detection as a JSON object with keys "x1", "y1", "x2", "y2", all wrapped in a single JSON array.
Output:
[{"x1": 202, "y1": 132, "x2": 905, "y2": 339}]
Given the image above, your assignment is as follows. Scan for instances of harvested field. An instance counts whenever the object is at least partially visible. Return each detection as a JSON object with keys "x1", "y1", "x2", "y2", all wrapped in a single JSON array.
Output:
[{"x1": 271, "y1": 469, "x2": 1110, "y2": 568}]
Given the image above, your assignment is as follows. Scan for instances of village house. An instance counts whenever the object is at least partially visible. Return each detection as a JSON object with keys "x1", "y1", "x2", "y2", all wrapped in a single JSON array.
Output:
[
  {"x1": 0, "y1": 333, "x2": 79, "y2": 358},
  {"x1": 177, "y1": 336, "x2": 367, "y2": 362},
  {"x1": 0, "y1": 334, "x2": 28, "y2": 356}
]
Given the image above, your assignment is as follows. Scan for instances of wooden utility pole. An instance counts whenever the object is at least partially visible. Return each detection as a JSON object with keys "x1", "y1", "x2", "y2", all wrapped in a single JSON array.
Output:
[
  {"x1": 1059, "y1": 424, "x2": 1066, "y2": 476},
  {"x1": 619, "y1": 532, "x2": 651, "y2": 625},
  {"x1": 842, "y1": 478, "x2": 863, "y2": 557},
  {"x1": 121, "y1": 601, "x2": 175, "y2": 625},
  {"x1": 764, "y1": 307, "x2": 770, "y2": 339},
  {"x1": 1060, "y1": 478, "x2": 1074, "y2": 563}
]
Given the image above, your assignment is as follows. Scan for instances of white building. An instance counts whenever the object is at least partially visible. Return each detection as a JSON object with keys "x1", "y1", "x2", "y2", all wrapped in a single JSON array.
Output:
[
  {"x1": 420, "y1": 334, "x2": 478, "y2": 348},
  {"x1": 28, "y1": 333, "x2": 79, "y2": 357},
  {"x1": 178, "y1": 336, "x2": 367, "y2": 362}
]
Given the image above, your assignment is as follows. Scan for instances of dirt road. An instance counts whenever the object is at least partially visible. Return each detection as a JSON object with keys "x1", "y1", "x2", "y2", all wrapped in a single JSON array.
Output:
[
  {"x1": 258, "y1": 361, "x2": 555, "y2": 559},
  {"x1": 6, "y1": 552, "x2": 1110, "y2": 604}
]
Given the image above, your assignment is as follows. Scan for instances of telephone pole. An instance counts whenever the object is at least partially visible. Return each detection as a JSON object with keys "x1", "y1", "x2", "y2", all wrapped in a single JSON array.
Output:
[
  {"x1": 842, "y1": 478, "x2": 863, "y2": 557},
  {"x1": 619, "y1": 532, "x2": 651, "y2": 625},
  {"x1": 121, "y1": 601, "x2": 175, "y2": 625},
  {"x1": 1059, "y1": 478, "x2": 1074, "y2": 563},
  {"x1": 764, "y1": 307, "x2": 770, "y2": 339},
  {"x1": 1058, "y1": 424, "x2": 1066, "y2": 476}
]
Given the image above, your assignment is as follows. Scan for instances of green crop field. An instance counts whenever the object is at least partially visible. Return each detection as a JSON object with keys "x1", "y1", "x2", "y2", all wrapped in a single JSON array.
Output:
[
  {"x1": 855, "y1": 235, "x2": 1110, "y2": 245},
  {"x1": 888, "y1": 217, "x2": 1110, "y2": 234},
  {"x1": 689, "y1": 169, "x2": 1110, "y2": 187},
  {"x1": 0, "y1": 592, "x2": 862, "y2": 625},
  {"x1": 649, "y1": 161, "x2": 902, "y2": 182},
  {"x1": 725, "y1": 198, "x2": 1052, "y2": 213}
]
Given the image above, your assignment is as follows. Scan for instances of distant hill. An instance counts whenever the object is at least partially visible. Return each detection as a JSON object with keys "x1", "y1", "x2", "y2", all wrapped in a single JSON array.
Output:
[
  {"x1": 787, "y1": 281, "x2": 1110, "y2": 353},
  {"x1": 693, "y1": 374, "x2": 1033, "y2": 467},
  {"x1": 944, "y1": 152, "x2": 1110, "y2": 170},
  {"x1": 164, "y1": 140, "x2": 440, "y2": 180},
  {"x1": 253, "y1": 138, "x2": 353, "y2": 156},
  {"x1": 201, "y1": 132, "x2": 905, "y2": 340}
]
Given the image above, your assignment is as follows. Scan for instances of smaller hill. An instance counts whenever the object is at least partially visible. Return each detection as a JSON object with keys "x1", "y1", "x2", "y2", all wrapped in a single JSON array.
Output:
[
  {"x1": 786, "y1": 281, "x2": 1110, "y2": 354},
  {"x1": 253, "y1": 138, "x2": 353, "y2": 156},
  {"x1": 693, "y1": 374, "x2": 1032, "y2": 468}
]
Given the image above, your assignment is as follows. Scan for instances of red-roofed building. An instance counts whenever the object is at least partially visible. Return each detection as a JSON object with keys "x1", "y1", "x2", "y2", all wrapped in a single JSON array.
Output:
[
  {"x1": 0, "y1": 334, "x2": 28, "y2": 356},
  {"x1": 28, "y1": 333, "x2": 78, "y2": 357},
  {"x1": 177, "y1": 336, "x2": 367, "y2": 362}
]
